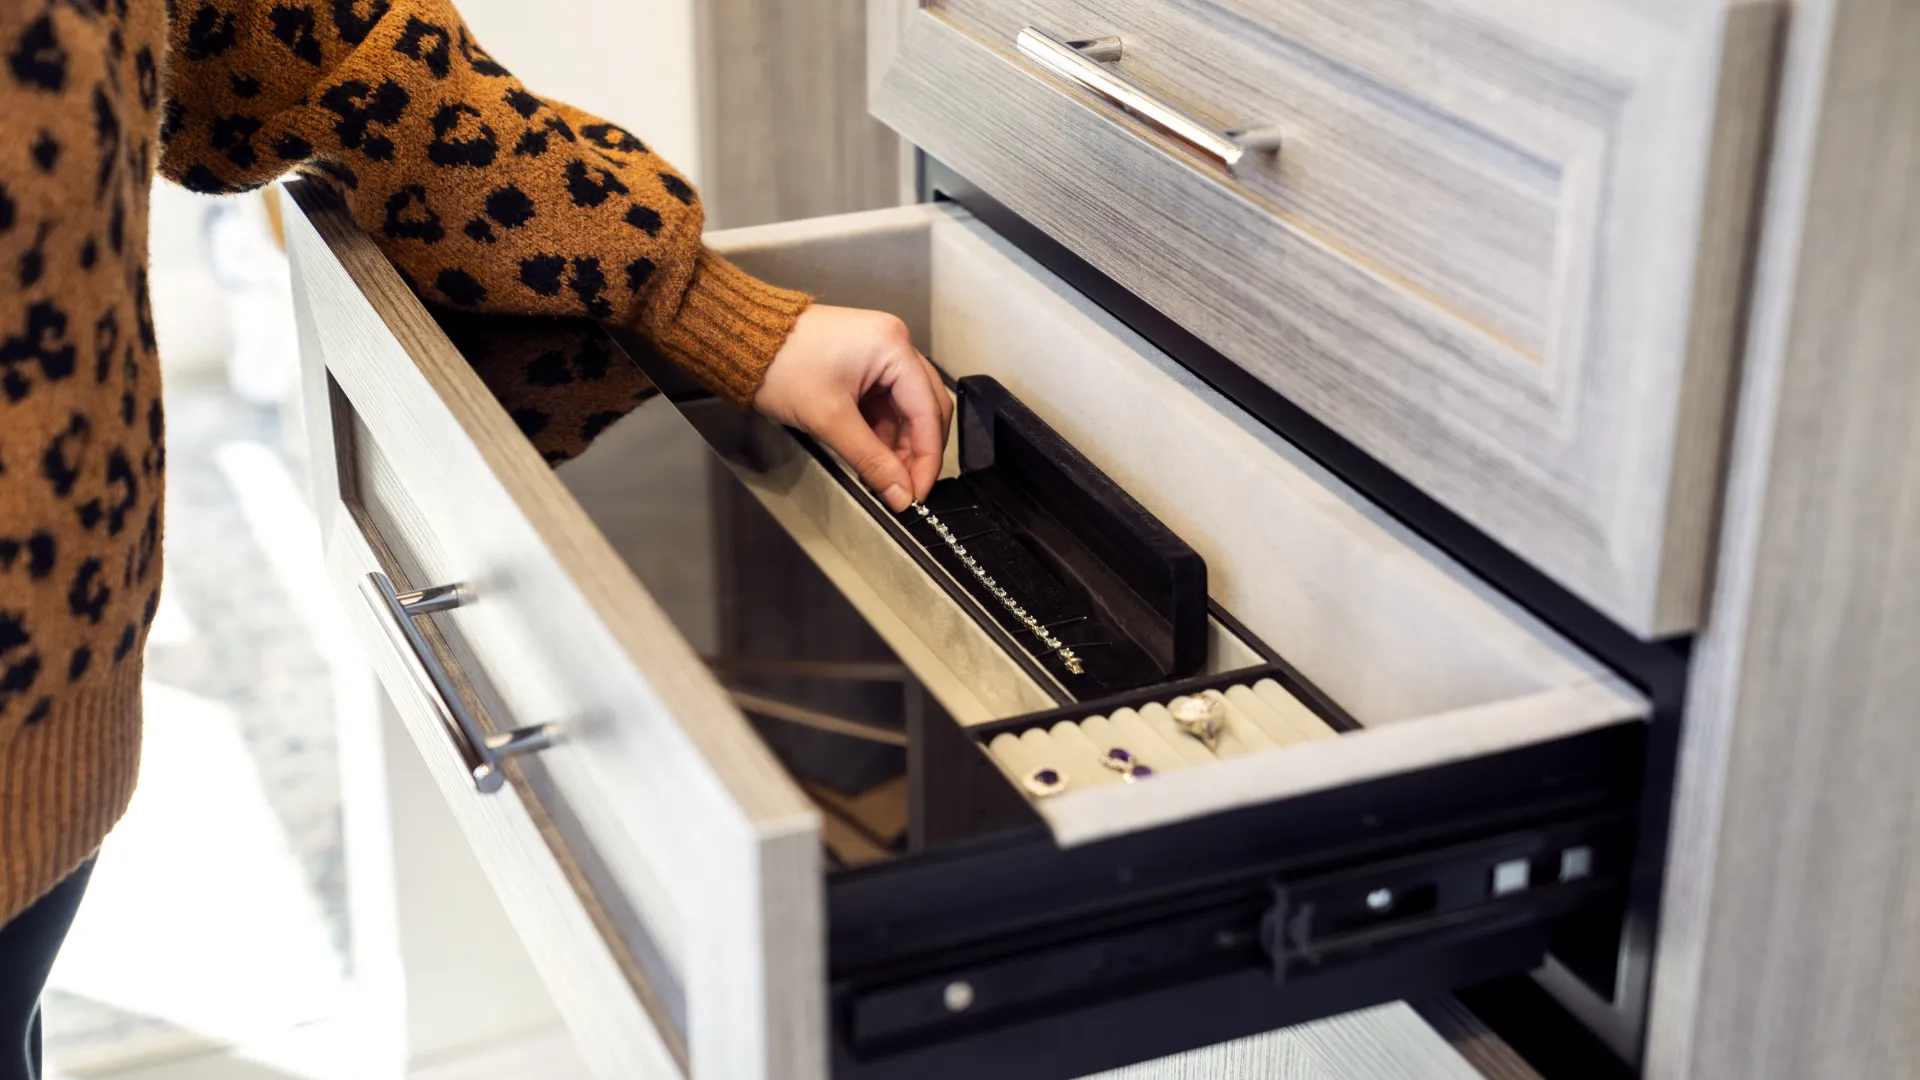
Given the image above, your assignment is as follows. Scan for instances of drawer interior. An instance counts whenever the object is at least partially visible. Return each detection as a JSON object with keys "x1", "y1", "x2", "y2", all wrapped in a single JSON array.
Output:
[
  {"x1": 673, "y1": 203, "x2": 1644, "y2": 818},
  {"x1": 701, "y1": 205, "x2": 1639, "y2": 720},
  {"x1": 524, "y1": 202, "x2": 1651, "y2": 843}
]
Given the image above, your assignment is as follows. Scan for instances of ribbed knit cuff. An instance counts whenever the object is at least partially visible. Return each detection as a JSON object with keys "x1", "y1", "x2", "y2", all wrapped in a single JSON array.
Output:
[
  {"x1": 1, "y1": 666, "x2": 144, "y2": 924},
  {"x1": 644, "y1": 248, "x2": 812, "y2": 407}
]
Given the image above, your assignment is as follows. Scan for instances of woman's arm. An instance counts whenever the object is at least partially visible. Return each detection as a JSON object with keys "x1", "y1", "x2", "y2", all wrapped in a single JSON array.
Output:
[{"x1": 160, "y1": 0, "x2": 945, "y2": 503}]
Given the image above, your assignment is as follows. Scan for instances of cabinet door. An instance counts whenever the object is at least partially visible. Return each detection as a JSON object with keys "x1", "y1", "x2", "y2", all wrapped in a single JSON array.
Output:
[
  {"x1": 284, "y1": 181, "x2": 823, "y2": 1080},
  {"x1": 871, "y1": 0, "x2": 1780, "y2": 636}
]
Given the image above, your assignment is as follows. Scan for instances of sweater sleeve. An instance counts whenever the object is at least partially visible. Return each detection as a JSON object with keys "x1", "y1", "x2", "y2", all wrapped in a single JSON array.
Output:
[{"x1": 157, "y1": 0, "x2": 807, "y2": 405}]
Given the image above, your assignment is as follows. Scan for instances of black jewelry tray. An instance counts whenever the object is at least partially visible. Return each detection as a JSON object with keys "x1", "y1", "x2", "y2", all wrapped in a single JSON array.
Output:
[
  {"x1": 842, "y1": 375, "x2": 1209, "y2": 699},
  {"x1": 914, "y1": 604, "x2": 1359, "y2": 843}
]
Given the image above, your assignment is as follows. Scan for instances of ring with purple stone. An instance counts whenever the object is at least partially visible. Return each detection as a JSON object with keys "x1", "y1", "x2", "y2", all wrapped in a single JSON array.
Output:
[
  {"x1": 1100, "y1": 746, "x2": 1155, "y2": 782},
  {"x1": 1022, "y1": 766, "x2": 1068, "y2": 798}
]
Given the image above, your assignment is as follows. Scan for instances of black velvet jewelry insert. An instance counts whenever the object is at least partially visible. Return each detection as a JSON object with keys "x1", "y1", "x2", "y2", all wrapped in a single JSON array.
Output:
[{"x1": 895, "y1": 376, "x2": 1208, "y2": 698}]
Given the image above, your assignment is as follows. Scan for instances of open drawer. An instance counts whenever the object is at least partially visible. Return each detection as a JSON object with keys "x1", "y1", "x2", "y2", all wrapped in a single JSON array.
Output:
[{"x1": 284, "y1": 181, "x2": 1646, "y2": 1080}]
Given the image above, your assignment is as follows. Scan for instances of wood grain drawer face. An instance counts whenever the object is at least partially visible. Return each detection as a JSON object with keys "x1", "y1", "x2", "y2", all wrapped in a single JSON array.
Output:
[
  {"x1": 872, "y1": 0, "x2": 1781, "y2": 636},
  {"x1": 940, "y1": 0, "x2": 1564, "y2": 353}
]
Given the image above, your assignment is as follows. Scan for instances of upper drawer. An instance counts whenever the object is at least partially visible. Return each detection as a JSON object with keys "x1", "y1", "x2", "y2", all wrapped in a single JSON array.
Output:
[{"x1": 870, "y1": 0, "x2": 1781, "y2": 636}]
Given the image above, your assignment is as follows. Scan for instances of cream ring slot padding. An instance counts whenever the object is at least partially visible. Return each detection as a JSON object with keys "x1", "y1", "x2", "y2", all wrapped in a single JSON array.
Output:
[
  {"x1": 1137, "y1": 702, "x2": 1219, "y2": 765},
  {"x1": 1222, "y1": 684, "x2": 1299, "y2": 746},
  {"x1": 987, "y1": 729, "x2": 1082, "y2": 794},
  {"x1": 992, "y1": 678, "x2": 1491, "y2": 801},
  {"x1": 988, "y1": 732, "x2": 1042, "y2": 784},
  {"x1": 1050, "y1": 721, "x2": 1127, "y2": 787},
  {"x1": 1199, "y1": 689, "x2": 1276, "y2": 757},
  {"x1": 990, "y1": 682, "x2": 1337, "y2": 802},
  {"x1": 1019, "y1": 727, "x2": 1070, "y2": 788},
  {"x1": 1102, "y1": 710, "x2": 1190, "y2": 773},
  {"x1": 1079, "y1": 714, "x2": 1178, "y2": 777},
  {"x1": 1252, "y1": 678, "x2": 1338, "y2": 742}
]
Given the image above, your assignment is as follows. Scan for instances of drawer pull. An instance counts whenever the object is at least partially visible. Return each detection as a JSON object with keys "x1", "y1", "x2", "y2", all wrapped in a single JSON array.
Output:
[
  {"x1": 361, "y1": 572, "x2": 555, "y2": 794},
  {"x1": 1015, "y1": 27, "x2": 1283, "y2": 173}
]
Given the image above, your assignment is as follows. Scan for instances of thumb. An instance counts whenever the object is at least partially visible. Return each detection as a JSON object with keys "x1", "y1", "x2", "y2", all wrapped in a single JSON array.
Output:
[{"x1": 814, "y1": 401, "x2": 914, "y2": 511}]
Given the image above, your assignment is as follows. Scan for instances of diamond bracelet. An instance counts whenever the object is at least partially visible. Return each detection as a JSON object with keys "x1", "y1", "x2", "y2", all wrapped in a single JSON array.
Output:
[{"x1": 910, "y1": 503, "x2": 1084, "y2": 675}]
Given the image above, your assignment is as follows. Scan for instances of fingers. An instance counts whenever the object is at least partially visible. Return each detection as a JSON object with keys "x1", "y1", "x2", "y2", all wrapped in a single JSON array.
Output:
[
  {"x1": 814, "y1": 399, "x2": 916, "y2": 511},
  {"x1": 755, "y1": 304, "x2": 952, "y2": 511},
  {"x1": 861, "y1": 393, "x2": 903, "y2": 457},
  {"x1": 885, "y1": 350, "x2": 949, "y2": 500}
]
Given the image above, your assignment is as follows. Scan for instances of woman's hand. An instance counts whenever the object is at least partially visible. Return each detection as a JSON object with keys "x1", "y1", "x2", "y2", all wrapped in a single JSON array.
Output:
[{"x1": 754, "y1": 305, "x2": 953, "y2": 512}]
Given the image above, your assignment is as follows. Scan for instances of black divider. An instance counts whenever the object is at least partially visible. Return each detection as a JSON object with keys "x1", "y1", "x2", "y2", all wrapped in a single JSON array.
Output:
[
  {"x1": 958, "y1": 377, "x2": 1208, "y2": 675},
  {"x1": 890, "y1": 376, "x2": 1211, "y2": 698}
]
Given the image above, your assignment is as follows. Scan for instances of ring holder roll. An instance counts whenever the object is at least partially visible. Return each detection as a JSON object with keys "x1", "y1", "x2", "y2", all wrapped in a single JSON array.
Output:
[{"x1": 942, "y1": 657, "x2": 1361, "y2": 842}]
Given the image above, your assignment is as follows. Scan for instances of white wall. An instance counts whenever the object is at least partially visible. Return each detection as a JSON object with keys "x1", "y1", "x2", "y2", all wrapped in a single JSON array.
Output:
[{"x1": 151, "y1": 182, "x2": 232, "y2": 377}]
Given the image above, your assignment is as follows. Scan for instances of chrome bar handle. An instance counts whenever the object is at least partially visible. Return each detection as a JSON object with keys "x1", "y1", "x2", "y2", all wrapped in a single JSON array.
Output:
[
  {"x1": 361, "y1": 571, "x2": 554, "y2": 794},
  {"x1": 1015, "y1": 27, "x2": 1282, "y2": 173}
]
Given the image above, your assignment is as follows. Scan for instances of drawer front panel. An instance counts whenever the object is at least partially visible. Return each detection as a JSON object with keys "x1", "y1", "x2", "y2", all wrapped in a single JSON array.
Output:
[
  {"x1": 283, "y1": 182, "x2": 824, "y2": 1080},
  {"x1": 331, "y1": 508, "x2": 687, "y2": 1080},
  {"x1": 871, "y1": 0, "x2": 1780, "y2": 635}
]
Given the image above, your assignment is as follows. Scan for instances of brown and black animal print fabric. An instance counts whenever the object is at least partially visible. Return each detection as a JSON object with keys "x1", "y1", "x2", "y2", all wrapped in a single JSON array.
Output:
[
  {"x1": 0, "y1": 0, "x2": 811, "y2": 922},
  {"x1": 437, "y1": 309, "x2": 661, "y2": 466}
]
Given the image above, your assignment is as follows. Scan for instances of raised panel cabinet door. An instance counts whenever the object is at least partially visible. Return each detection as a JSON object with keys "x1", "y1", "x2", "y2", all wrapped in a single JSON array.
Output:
[{"x1": 871, "y1": 0, "x2": 1782, "y2": 636}]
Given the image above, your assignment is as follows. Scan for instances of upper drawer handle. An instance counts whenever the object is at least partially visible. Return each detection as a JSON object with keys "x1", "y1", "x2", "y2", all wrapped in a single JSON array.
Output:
[
  {"x1": 361, "y1": 571, "x2": 555, "y2": 795},
  {"x1": 1015, "y1": 27, "x2": 1283, "y2": 173}
]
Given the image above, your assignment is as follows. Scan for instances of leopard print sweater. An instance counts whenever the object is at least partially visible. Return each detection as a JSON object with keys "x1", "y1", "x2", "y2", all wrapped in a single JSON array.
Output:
[{"x1": 0, "y1": 0, "x2": 811, "y2": 922}]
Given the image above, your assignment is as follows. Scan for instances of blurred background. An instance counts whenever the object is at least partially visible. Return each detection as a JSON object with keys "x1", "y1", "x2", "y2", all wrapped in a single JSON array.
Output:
[{"x1": 39, "y1": 2, "x2": 713, "y2": 1075}]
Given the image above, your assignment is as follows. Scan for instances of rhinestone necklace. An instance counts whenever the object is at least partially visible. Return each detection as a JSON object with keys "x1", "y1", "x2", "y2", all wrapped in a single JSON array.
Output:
[{"x1": 910, "y1": 503, "x2": 1084, "y2": 675}]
